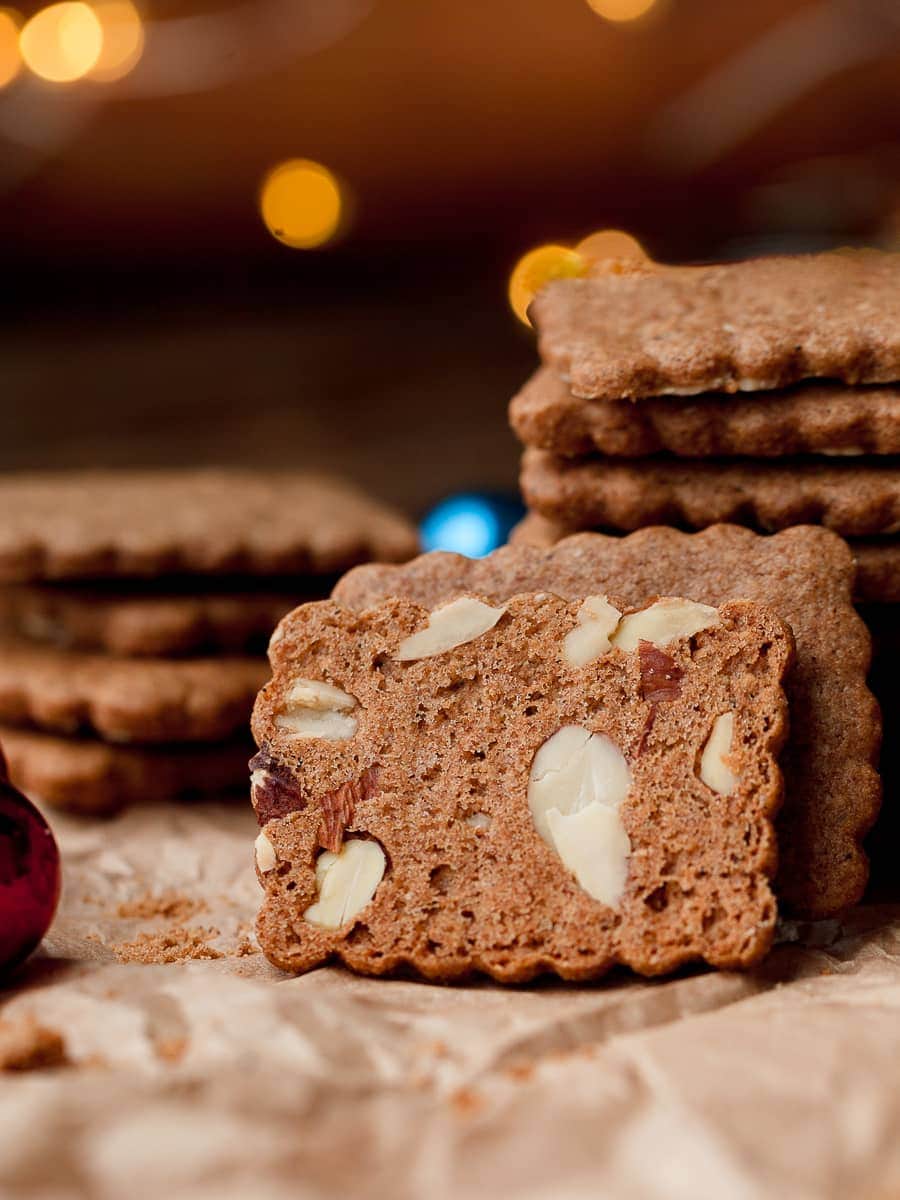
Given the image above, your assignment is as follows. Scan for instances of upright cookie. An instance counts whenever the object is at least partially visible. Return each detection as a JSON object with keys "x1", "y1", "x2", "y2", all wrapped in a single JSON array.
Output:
[
  {"x1": 0, "y1": 638, "x2": 267, "y2": 744},
  {"x1": 520, "y1": 448, "x2": 900, "y2": 536},
  {"x1": 532, "y1": 250, "x2": 900, "y2": 401},
  {"x1": 0, "y1": 470, "x2": 418, "y2": 582},
  {"x1": 334, "y1": 527, "x2": 881, "y2": 918},
  {"x1": 1, "y1": 725, "x2": 253, "y2": 815},
  {"x1": 251, "y1": 593, "x2": 792, "y2": 981},
  {"x1": 511, "y1": 368, "x2": 900, "y2": 458},
  {"x1": 0, "y1": 585, "x2": 304, "y2": 657}
]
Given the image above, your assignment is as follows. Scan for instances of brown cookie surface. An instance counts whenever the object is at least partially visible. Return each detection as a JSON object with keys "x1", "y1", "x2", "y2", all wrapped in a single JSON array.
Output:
[
  {"x1": 0, "y1": 470, "x2": 418, "y2": 582},
  {"x1": 1, "y1": 725, "x2": 253, "y2": 814},
  {"x1": 252, "y1": 594, "x2": 792, "y2": 982},
  {"x1": 0, "y1": 638, "x2": 268, "y2": 744},
  {"x1": 511, "y1": 367, "x2": 900, "y2": 458},
  {"x1": 334, "y1": 526, "x2": 881, "y2": 918},
  {"x1": 532, "y1": 250, "x2": 900, "y2": 401},
  {"x1": 0, "y1": 585, "x2": 302, "y2": 657},
  {"x1": 520, "y1": 448, "x2": 900, "y2": 536}
]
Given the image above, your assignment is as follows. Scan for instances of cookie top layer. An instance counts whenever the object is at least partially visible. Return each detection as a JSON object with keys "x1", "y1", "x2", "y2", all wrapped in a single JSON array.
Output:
[
  {"x1": 0, "y1": 725, "x2": 253, "y2": 815},
  {"x1": 511, "y1": 367, "x2": 900, "y2": 458},
  {"x1": 0, "y1": 586, "x2": 302, "y2": 657},
  {"x1": 334, "y1": 526, "x2": 880, "y2": 918},
  {"x1": 251, "y1": 593, "x2": 792, "y2": 982},
  {"x1": 0, "y1": 470, "x2": 419, "y2": 582},
  {"x1": 520, "y1": 448, "x2": 900, "y2": 536},
  {"x1": 0, "y1": 638, "x2": 267, "y2": 744},
  {"x1": 532, "y1": 251, "x2": 900, "y2": 401}
]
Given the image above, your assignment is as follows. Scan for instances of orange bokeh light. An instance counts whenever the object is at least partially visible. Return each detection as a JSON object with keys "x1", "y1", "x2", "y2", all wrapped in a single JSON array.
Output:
[
  {"x1": 508, "y1": 244, "x2": 586, "y2": 326},
  {"x1": 19, "y1": 2, "x2": 102, "y2": 83},
  {"x1": 586, "y1": 0, "x2": 658, "y2": 22},
  {"x1": 0, "y1": 8, "x2": 22, "y2": 89},
  {"x1": 89, "y1": 0, "x2": 143, "y2": 82},
  {"x1": 259, "y1": 159, "x2": 345, "y2": 250},
  {"x1": 575, "y1": 229, "x2": 648, "y2": 267}
]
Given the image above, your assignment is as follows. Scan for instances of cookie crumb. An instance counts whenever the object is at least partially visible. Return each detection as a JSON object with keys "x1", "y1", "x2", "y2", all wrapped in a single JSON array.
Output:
[
  {"x1": 0, "y1": 1014, "x2": 68, "y2": 1071},
  {"x1": 116, "y1": 890, "x2": 208, "y2": 923},
  {"x1": 110, "y1": 926, "x2": 223, "y2": 964},
  {"x1": 154, "y1": 1036, "x2": 189, "y2": 1064}
]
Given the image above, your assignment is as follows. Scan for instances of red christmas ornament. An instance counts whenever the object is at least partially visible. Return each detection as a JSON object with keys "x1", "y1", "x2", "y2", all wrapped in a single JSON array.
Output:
[{"x1": 0, "y1": 752, "x2": 60, "y2": 971}]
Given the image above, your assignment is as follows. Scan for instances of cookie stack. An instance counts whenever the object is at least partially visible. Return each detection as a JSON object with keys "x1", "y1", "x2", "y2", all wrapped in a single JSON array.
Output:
[{"x1": 0, "y1": 470, "x2": 418, "y2": 814}]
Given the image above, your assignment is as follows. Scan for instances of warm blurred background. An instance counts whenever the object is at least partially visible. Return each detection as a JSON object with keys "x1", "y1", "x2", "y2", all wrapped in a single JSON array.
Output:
[{"x1": 2, "y1": 0, "x2": 900, "y2": 517}]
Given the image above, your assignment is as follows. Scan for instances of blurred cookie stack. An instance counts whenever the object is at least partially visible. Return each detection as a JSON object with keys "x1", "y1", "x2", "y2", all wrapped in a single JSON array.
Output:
[{"x1": 0, "y1": 471, "x2": 418, "y2": 815}]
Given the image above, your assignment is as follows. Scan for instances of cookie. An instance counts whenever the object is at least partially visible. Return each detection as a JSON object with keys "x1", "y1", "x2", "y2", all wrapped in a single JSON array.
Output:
[
  {"x1": 0, "y1": 470, "x2": 418, "y2": 582},
  {"x1": 532, "y1": 250, "x2": 900, "y2": 401},
  {"x1": 520, "y1": 448, "x2": 900, "y2": 536},
  {"x1": 251, "y1": 593, "x2": 792, "y2": 981},
  {"x1": 0, "y1": 585, "x2": 304, "y2": 657},
  {"x1": 334, "y1": 526, "x2": 881, "y2": 918},
  {"x1": 511, "y1": 516, "x2": 900, "y2": 607},
  {"x1": 0, "y1": 725, "x2": 252, "y2": 815},
  {"x1": 511, "y1": 367, "x2": 900, "y2": 458},
  {"x1": 0, "y1": 638, "x2": 268, "y2": 744}
]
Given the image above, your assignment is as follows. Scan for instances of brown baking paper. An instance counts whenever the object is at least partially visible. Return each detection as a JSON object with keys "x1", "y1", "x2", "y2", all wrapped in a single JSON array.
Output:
[{"x1": 1, "y1": 800, "x2": 899, "y2": 1200}]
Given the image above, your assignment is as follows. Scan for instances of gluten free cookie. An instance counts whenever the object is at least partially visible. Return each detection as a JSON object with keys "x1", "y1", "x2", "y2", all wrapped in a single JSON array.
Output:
[
  {"x1": 251, "y1": 593, "x2": 792, "y2": 981},
  {"x1": 520, "y1": 448, "x2": 900, "y2": 536},
  {"x1": 511, "y1": 367, "x2": 900, "y2": 458},
  {"x1": 0, "y1": 470, "x2": 418, "y2": 582},
  {"x1": 0, "y1": 638, "x2": 267, "y2": 744},
  {"x1": 532, "y1": 250, "x2": 900, "y2": 401},
  {"x1": 0, "y1": 725, "x2": 253, "y2": 815},
  {"x1": 334, "y1": 527, "x2": 881, "y2": 918}
]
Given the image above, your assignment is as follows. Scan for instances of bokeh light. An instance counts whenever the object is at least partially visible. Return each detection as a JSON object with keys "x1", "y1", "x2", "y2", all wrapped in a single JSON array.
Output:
[
  {"x1": 586, "y1": 0, "x2": 658, "y2": 23},
  {"x1": 19, "y1": 1, "x2": 103, "y2": 83},
  {"x1": 508, "y1": 244, "x2": 586, "y2": 326},
  {"x1": 575, "y1": 228, "x2": 648, "y2": 266},
  {"x1": 0, "y1": 8, "x2": 22, "y2": 89},
  {"x1": 89, "y1": 0, "x2": 143, "y2": 82},
  {"x1": 420, "y1": 494, "x2": 524, "y2": 558},
  {"x1": 259, "y1": 159, "x2": 344, "y2": 250}
]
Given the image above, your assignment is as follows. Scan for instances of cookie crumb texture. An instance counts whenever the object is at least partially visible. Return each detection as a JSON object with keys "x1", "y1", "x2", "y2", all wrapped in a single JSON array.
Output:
[{"x1": 251, "y1": 594, "x2": 792, "y2": 983}]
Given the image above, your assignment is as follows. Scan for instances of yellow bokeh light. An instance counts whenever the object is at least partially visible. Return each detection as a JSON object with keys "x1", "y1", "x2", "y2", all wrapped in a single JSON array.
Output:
[
  {"x1": 88, "y1": 0, "x2": 142, "y2": 82},
  {"x1": 19, "y1": 1, "x2": 102, "y2": 83},
  {"x1": 259, "y1": 159, "x2": 344, "y2": 250},
  {"x1": 586, "y1": 0, "x2": 658, "y2": 22},
  {"x1": 0, "y1": 8, "x2": 23, "y2": 89},
  {"x1": 508, "y1": 244, "x2": 586, "y2": 326},
  {"x1": 575, "y1": 229, "x2": 648, "y2": 267}
]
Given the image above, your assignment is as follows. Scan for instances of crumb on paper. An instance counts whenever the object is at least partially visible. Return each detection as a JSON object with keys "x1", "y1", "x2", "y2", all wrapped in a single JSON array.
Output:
[
  {"x1": 116, "y1": 890, "x2": 209, "y2": 923},
  {"x1": 450, "y1": 1086, "x2": 485, "y2": 1118},
  {"x1": 0, "y1": 1014, "x2": 68, "y2": 1072},
  {"x1": 154, "y1": 1036, "x2": 189, "y2": 1064},
  {"x1": 110, "y1": 926, "x2": 224, "y2": 965}
]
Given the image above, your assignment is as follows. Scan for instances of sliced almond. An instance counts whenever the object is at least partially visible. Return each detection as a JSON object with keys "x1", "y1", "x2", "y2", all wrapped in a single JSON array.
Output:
[
  {"x1": 395, "y1": 597, "x2": 505, "y2": 661},
  {"x1": 699, "y1": 712, "x2": 739, "y2": 796},
  {"x1": 276, "y1": 678, "x2": 359, "y2": 741},
  {"x1": 562, "y1": 594, "x2": 623, "y2": 667},
  {"x1": 611, "y1": 597, "x2": 720, "y2": 652},
  {"x1": 254, "y1": 831, "x2": 277, "y2": 873},
  {"x1": 303, "y1": 839, "x2": 386, "y2": 929}
]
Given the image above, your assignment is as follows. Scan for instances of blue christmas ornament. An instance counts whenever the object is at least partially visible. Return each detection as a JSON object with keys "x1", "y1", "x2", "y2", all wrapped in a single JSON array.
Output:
[{"x1": 420, "y1": 493, "x2": 525, "y2": 558}]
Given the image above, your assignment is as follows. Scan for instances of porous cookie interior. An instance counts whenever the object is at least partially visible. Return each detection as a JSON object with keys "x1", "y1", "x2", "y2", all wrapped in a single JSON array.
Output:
[{"x1": 251, "y1": 593, "x2": 792, "y2": 983}]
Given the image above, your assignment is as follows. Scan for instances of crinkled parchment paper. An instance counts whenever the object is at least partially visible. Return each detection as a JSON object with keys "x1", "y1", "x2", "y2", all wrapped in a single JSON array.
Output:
[{"x1": 1, "y1": 801, "x2": 898, "y2": 1200}]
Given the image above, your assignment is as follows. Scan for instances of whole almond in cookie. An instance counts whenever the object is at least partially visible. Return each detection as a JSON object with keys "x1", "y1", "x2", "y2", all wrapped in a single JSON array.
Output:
[
  {"x1": 333, "y1": 526, "x2": 881, "y2": 919},
  {"x1": 251, "y1": 593, "x2": 793, "y2": 982}
]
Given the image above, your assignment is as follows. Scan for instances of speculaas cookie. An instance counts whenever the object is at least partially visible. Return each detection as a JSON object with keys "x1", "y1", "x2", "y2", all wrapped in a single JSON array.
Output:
[
  {"x1": 511, "y1": 367, "x2": 900, "y2": 458},
  {"x1": 520, "y1": 448, "x2": 900, "y2": 536},
  {"x1": 0, "y1": 638, "x2": 268, "y2": 744},
  {"x1": 532, "y1": 250, "x2": 900, "y2": 401},
  {"x1": 0, "y1": 470, "x2": 418, "y2": 582},
  {"x1": 0, "y1": 585, "x2": 302, "y2": 657},
  {"x1": 251, "y1": 593, "x2": 792, "y2": 981},
  {"x1": 0, "y1": 725, "x2": 252, "y2": 815},
  {"x1": 334, "y1": 526, "x2": 881, "y2": 918}
]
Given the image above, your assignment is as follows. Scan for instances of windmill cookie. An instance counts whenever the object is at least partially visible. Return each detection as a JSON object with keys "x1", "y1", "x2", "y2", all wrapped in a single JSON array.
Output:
[
  {"x1": 334, "y1": 526, "x2": 880, "y2": 918},
  {"x1": 0, "y1": 470, "x2": 418, "y2": 582},
  {"x1": 532, "y1": 250, "x2": 900, "y2": 401},
  {"x1": 0, "y1": 638, "x2": 267, "y2": 744},
  {"x1": 0, "y1": 585, "x2": 303, "y2": 657},
  {"x1": 0, "y1": 725, "x2": 253, "y2": 815},
  {"x1": 511, "y1": 367, "x2": 900, "y2": 458},
  {"x1": 251, "y1": 593, "x2": 792, "y2": 982},
  {"x1": 520, "y1": 448, "x2": 900, "y2": 536}
]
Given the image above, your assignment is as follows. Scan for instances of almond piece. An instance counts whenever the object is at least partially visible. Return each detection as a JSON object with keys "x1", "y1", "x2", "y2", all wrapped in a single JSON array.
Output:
[
  {"x1": 254, "y1": 831, "x2": 277, "y2": 873},
  {"x1": 395, "y1": 597, "x2": 505, "y2": 661},
  {"x1": 612, "y1": 597, "x2": 720, "y2": 652},
  {"x1": 562, "y1": 595, "x2": 623, "y2": 667},
  {"x1": 276, "y1": 679, "x2": 359, "y2": 741},
  {"x1": 303, "y1": 839, "x2": 386, "y2": 929},
  {"x1": 699, "y1": 712, "x2": 739, "y2": 796}
]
